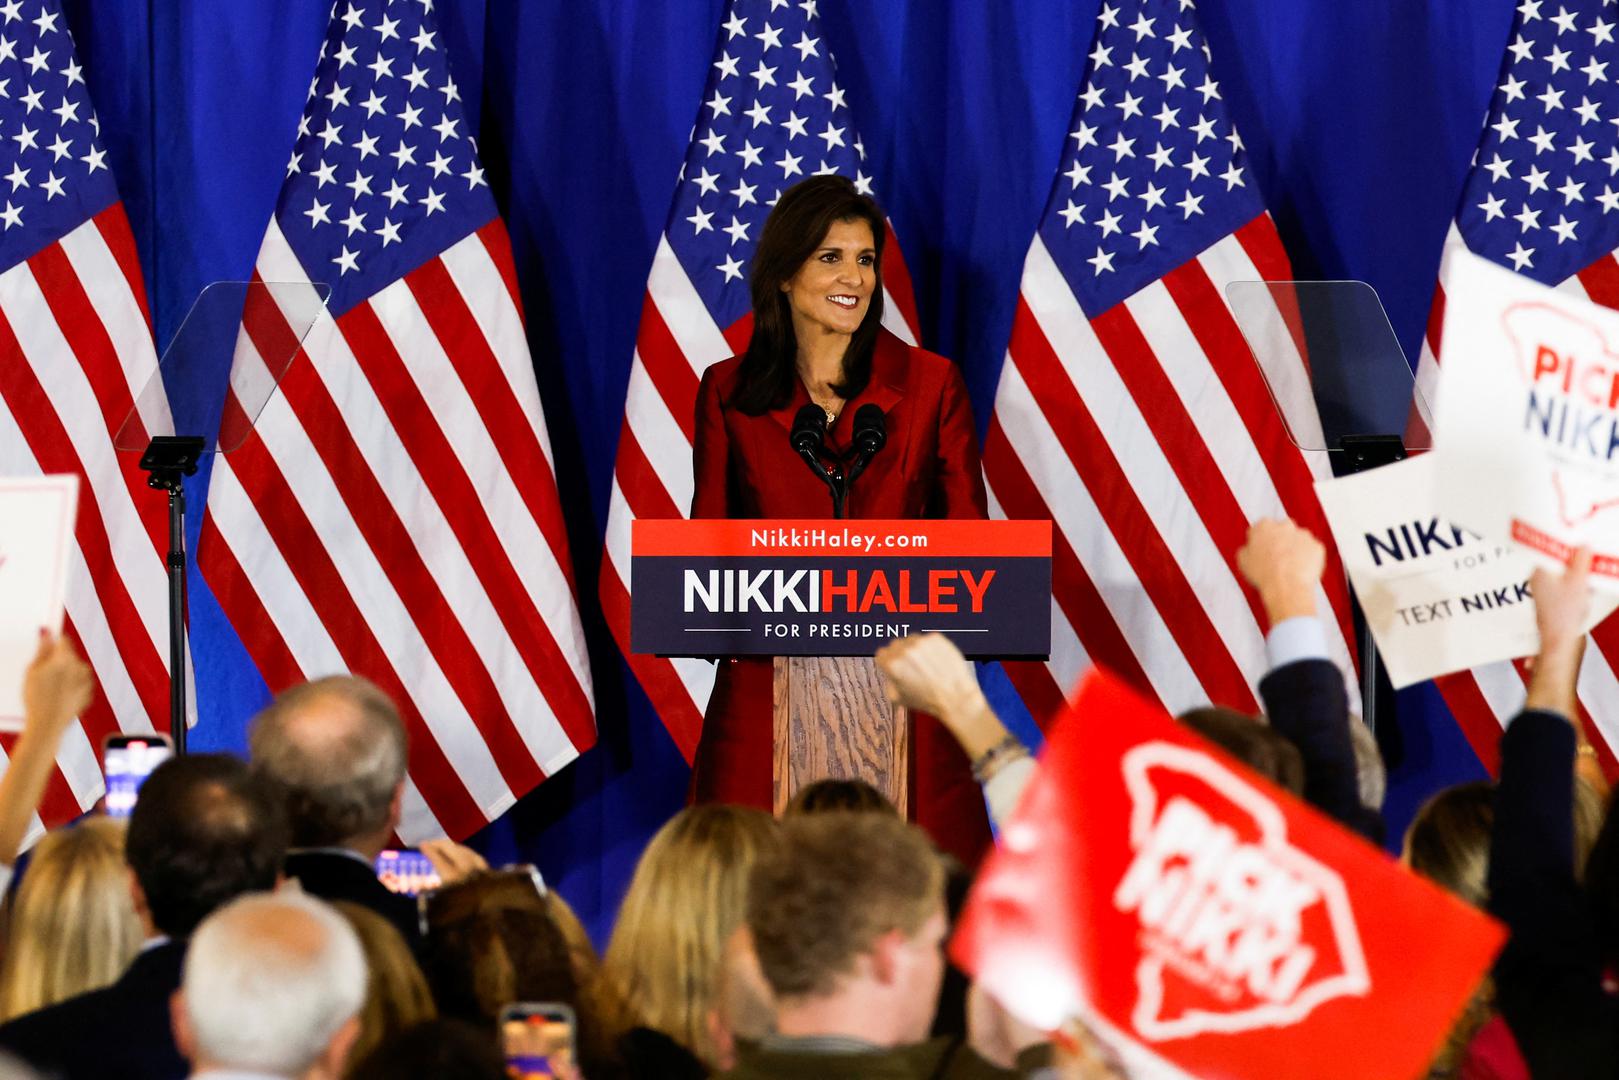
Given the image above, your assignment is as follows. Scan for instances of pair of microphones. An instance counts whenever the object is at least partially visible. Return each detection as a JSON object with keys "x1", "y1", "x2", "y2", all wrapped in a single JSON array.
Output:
[{"x1": 790, "y1": 402, "x2": 886, "y2": 519}]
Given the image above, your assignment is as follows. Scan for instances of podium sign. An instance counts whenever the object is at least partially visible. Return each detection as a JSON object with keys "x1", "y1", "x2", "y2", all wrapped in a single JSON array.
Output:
[{"x1": 630, "y1": 519, "x2": 1052, "y2": 657}]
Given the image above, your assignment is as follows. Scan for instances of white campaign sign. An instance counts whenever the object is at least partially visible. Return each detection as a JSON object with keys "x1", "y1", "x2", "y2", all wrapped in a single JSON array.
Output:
[
  {"x1": 1434, "y1": 248, "x2": 1619, "y2": 579},
  {"x1": 1315, "y1": 455, "x2": 1618, "y2": 688},
  {"x1": 0, "y1": 476, "x2": 79, "y2": 727}
]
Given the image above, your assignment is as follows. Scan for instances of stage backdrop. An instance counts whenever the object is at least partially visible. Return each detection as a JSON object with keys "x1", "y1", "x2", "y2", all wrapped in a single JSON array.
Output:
[{"x1": 61, "y1": 0, "x2": 1508, "y2": 939}]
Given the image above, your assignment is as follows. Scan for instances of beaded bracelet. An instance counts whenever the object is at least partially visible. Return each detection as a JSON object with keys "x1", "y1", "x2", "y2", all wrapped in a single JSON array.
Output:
[{"x1": 971, "y1": 734, "x2": 1028, "y2": 784}]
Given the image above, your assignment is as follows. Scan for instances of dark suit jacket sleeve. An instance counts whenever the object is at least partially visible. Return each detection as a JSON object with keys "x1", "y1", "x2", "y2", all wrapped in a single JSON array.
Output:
[
  {"x1": 692, "y1": 366, "x2": 730, "y2": 519},
  {"x1": 1257, "y1": 659, "x2": 1383, "y2": 842},
  {"x1": 1487, "y1": 708, "x2": 1618, "y2": 1077},
  {"x1": 931, "y1": 362, "x2": 987, "y2": 519}
]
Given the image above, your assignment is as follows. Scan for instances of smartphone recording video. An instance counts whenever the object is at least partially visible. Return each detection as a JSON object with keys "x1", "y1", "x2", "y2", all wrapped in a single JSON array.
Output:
[
  {"x1": 500, "y1": 1002, "x2": 577, "y2": 1080},
  {"x1": 102, "y1": 734, "x2": 173, "y2": 818},
  {"x1": 374, "y1": 848, "x2": 441, "y2": 896}
]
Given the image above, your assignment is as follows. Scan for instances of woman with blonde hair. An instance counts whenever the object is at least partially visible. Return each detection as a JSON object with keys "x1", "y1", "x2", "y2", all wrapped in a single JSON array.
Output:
[
  {"x1": 0, "y1": 817, "x2": 141, "y2": 1021},
  {"x1": 603, "y1": 805, "x2": 781, "y2": 1074}
]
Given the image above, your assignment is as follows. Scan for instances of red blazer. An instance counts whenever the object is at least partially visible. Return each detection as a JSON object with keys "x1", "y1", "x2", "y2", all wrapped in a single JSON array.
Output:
[
  {"x1": 691, "y1": 330, "x2": 987, "y2": 520},
  {"x1": 686, "y1": 331, "x2": 993, "y2": 866}
]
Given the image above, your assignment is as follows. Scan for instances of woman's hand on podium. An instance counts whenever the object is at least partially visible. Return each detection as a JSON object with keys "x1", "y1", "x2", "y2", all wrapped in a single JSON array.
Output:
[{"x1": 875, "y1": 633, "x2": 1007, "y2": 762}]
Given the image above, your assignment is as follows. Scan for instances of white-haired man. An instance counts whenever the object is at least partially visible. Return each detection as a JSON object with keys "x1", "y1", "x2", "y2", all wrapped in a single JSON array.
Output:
[{"x1": 172, "y1": 893, "x2": 367, "y2": 1080}]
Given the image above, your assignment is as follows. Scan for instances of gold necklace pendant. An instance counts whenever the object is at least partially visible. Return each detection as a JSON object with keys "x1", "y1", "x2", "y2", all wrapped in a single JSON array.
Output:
[{"x1": 824, "y1": 405, "x2": 838, "y2": 426}]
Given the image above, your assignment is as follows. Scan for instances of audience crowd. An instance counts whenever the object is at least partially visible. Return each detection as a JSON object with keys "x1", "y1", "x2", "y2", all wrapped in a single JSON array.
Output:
[{"x1": 0, "y1": 516, "x2": 1610, "y2": 1078}]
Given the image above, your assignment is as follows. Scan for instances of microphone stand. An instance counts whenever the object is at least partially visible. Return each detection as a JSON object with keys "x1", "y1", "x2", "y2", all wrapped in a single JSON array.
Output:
[{"x1": 791, "y1": 404, "x2": 847, "y2": 519}]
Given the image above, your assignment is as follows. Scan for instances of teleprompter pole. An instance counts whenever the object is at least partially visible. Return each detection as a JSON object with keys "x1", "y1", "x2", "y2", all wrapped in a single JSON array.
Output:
[{"x1": 140, "y1": 435, "x2": 205, "y2": 753}]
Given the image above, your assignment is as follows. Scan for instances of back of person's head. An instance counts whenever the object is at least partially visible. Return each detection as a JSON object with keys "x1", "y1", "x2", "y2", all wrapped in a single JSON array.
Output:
[
  {"x1": 0, "y1": 818, "x2": 141, "y2": 1021},
  {"x1": 177, "y1": 893, "x2": 366, "y2": 1077},
  {"x1": 1408, "y1": 779, "x2": 1607, "y2": 911},
  {"x1": 748, "y1": 812, "x2": 945, "y2": 1009},
  {"x1": 249, "y1": 675, "x2": 408, "y2": 849},
  {"x1": 332, "y1": 902, "x2": 436, "y2": 1073},
  {"x1": 421, "y1": 872, "x2": 582, "y2": 1032},
  {"x1": 126, "y1": 753, "x2": 289, "y2": 938},
  {"x1": 604, "y1": 805, "x2": 780, "y2": 1066},
  {"x1": 346, "y1": 1019, "x2": 507, "y2": 1080},
  {"x1": 1178, "y1": 706, "x2": 1305, "y2": 796},
  {"x1": 784, "y1": 777, "x2": 899, "y2": 817},
  {"x1": 1405, "y1": 782, "x2": 1494, "y2": 907}
]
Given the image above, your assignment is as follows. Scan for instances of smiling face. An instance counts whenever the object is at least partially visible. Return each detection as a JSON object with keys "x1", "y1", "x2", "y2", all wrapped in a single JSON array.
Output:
[{"x1": 780, "y1": 216, "x2": 877, "y2": 343}]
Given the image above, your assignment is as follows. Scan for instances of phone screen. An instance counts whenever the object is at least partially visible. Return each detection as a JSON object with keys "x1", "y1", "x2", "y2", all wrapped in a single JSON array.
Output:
[
  {"x1": 500, "y1": 1003, "x2": 576, "y2": 1079},
  {"x1": 374, "y1": 848, "x2": 441, "y2": 896},
  {"x1": 103, "y1": 736, "x2": 173, "y2": 818}
]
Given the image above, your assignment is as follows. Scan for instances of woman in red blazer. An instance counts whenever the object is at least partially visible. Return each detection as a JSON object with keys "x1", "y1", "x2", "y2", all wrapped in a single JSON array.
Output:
[{"x1": 689, "y1": 175, "x2": 991, "y2": 866}]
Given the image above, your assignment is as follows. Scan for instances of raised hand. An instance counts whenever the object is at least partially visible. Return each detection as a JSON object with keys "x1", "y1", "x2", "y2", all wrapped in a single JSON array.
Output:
[
  {"x1": 1525, "y1": 548, "x2": 1592, "y2": 719},
  {"x1": 875, "y1": 633, "x2": 1005, "y2": 761},
  {"x1": 21, "y1": 631, "x2": 93, "y2": 735},
  {"x1": 1236, "y1": 518, "x2": 1326, "y2": 625}
]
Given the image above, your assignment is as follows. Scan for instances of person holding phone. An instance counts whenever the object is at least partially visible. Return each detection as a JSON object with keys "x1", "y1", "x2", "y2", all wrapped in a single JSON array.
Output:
[
  {"x1": 501, "y1": 1003, "x2": 580, "y2": 1080},
  {"x1": 248, "y1": 675, "x2": 487, "y2": 945}
]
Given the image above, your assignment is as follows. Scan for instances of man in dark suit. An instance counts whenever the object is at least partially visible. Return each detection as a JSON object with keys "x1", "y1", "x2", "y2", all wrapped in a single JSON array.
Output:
[
  {"x1": 0, "y1": 754, "x2": 289, "y2": 1080},
  {"x1": 1236, "y1": 518, "x2": 1387, "y2": 843},
  {"x1": 248, "y1": 675, "x2": 482, "y2": 946}
]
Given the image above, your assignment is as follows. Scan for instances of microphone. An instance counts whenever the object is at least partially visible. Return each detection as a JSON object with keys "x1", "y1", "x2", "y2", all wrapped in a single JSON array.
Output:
[
  {"x1": 790, "y1": 404, "x2": 846, "y2": 517},
  {"x1": 844, "y1": 404, "x2": 886, "y2": 488},
  {"x1": 790, "y1": 403, "x2": 828, "y2": 457}
]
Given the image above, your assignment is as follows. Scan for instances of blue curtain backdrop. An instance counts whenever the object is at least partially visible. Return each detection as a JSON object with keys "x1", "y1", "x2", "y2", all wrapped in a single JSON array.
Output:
[{"x1": 59, "y1": 0, "x2": 1511, "y2": 940}]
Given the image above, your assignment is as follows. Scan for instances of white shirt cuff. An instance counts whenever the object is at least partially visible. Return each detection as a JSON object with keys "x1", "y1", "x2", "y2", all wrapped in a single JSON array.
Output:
[
  {"x1": 1265, "y1": 615, "x2": 1329, "y2": 671},
  {"x1": 984, "y1": 755, "x2": 1037, "y2": 831}
]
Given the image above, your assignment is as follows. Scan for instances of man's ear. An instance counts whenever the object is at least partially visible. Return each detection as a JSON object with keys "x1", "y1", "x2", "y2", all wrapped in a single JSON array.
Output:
[
  {"x1": 706, "y1": 1006, "x2": 737, "y2": 1073},
  {"x1": 128, "y1": 868, "x2": 150, "y2": 924},
  {"x1": 869, "y1": 927, "x2": 907, "y2": 987},
  {"x1": 316, "y1": 1014, "x2": 362, "y2": 1079},
  {"x1": 388, "y1": 780, "x2": 406, "y2": 834},
  {"x1": 170, "y1": 990, "x2": 195, "y2": 1064}
]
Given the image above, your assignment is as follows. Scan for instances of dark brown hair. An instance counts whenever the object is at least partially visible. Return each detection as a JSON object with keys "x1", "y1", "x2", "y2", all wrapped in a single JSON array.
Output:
[
  {"x1": 1177, "y1": 706, "x2": 1306, "y2": 797},
  {"x1": 783, "y1": 777, "x2": 898, "y2": 817},
  {"x1": 747, "y1": 812, "x2": 943, "y2": 1000},
  {"x1": 730, "y1": 175, "x2": 886, "y2": 415}
]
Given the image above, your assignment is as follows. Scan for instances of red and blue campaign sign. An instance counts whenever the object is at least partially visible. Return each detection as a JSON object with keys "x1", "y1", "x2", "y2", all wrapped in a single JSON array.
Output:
[
  {"x1": 952, "y1": 668, "x2": 1505, "y2": 1080},
  {"x1": 629, "y1": 519, "x2": 1051, "y2": 657}
]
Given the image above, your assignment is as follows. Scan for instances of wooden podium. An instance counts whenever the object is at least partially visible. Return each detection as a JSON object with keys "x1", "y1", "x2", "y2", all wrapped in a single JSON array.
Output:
[{"x1": 772, "y1": 657, "x2": 908, "y2": 814}]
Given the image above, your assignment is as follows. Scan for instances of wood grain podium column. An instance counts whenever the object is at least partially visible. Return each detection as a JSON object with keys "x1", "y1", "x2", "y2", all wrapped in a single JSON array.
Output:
[{"x1": 772, "y1": 656, "x2": 910, "y2": 815}]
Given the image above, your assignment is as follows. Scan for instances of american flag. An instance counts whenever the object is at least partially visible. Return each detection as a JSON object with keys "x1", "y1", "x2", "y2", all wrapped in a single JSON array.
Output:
[
  {"x1": 197, "y1": 0, "x2": 596, "y2": 841},
  {"x1": 601, "y1": 0, "x2": 920, "y2": 761},
  {"x1": 0, "y1": 0, "x2": 171, "y2": 829},
  {"x1": 1419, "y1": 0, "x2": 1619, "y2": 775},
  {"x1": 984, "y1": 0, "x2": 1362, "y2": 724}
]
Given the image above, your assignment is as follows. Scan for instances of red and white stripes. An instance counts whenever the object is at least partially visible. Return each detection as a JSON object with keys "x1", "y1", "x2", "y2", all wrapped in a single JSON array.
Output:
[
  {"x1": 200, "y1": 219, "x2": 595, "y2": 842},
  {"x1": 0, "y1": 206, "x2": 172, "y2": 830},
  {"x1": 986, "y1": 215, "x2": 1361, "y2": 725}
]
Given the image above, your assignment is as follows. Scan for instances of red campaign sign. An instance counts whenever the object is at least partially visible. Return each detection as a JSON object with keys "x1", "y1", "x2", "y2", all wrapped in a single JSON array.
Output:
[{"x1": 951, "y1": 669, "x2": 1506, "y2": 1080}]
